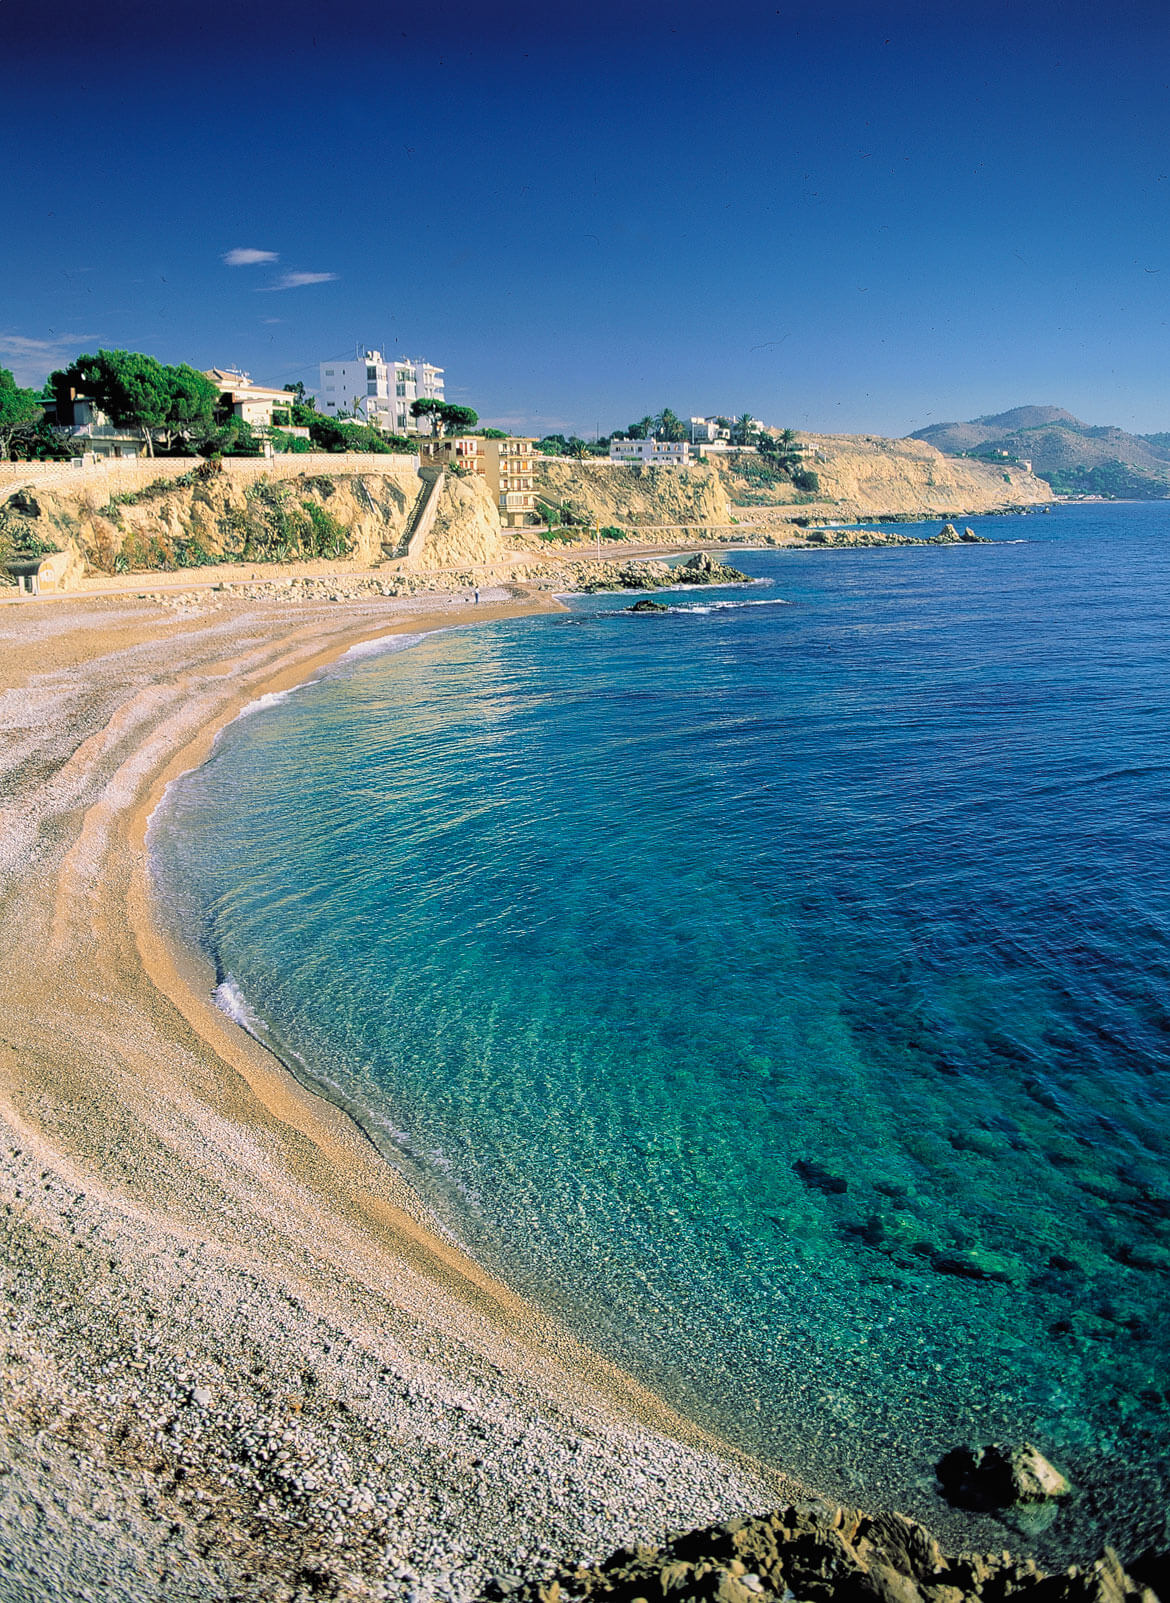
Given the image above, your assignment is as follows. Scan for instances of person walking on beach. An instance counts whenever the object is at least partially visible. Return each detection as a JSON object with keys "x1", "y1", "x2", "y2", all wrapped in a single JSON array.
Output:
[{"x1": 474, "y1": 587, "x2": 480, "y2": 604}]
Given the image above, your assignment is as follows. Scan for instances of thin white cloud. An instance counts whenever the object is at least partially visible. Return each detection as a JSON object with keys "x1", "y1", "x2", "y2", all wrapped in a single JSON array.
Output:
[
  {"x1": 0, "y1": 332, "x2": 99, "y2": 385},
  {"x1": 258, "y1": 271, "x2": 339, "y2": 292},
  {"x1": 223, "y1": 247, "x2": 279, "y2": 267}
]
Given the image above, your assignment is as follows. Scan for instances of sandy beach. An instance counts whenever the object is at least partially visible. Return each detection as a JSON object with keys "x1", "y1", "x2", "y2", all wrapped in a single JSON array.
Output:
[{"x1": 0, "y1": 578, "x2": 790, "y2": 1602}]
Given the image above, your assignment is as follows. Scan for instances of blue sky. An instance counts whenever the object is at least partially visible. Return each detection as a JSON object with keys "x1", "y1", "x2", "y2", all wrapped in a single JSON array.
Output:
[{"x1": 2, "y1": 0, "x2": 1168, "y2": 437}]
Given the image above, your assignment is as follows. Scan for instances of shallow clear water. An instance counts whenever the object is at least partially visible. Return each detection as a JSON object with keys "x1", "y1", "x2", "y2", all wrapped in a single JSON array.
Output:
[{"x1": 152, "y1": 504, "x2": 1170, "y2": 1558}]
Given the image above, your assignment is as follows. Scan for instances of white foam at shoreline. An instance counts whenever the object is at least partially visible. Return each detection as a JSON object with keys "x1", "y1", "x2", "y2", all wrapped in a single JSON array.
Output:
[
  {"x1": 212, "y1": 975, "x2": 265, "y2": 1035},
  {"x1": 235, "y1": 679, "x2": 322, "y2": 719},
  {"x1": 341, "y1": 629, "x2": 433, "y2": 663}
]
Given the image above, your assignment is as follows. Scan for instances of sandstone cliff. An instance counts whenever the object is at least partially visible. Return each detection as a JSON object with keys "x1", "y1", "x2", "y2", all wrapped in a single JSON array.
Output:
[
  {"x1": 534, "y1": 435, "x2": 1049, "y2": 542},
  {"x1": 534, "y1": 460, "x2": 732, "y2": 530},
  {"x1": 412, "y1": 472, "x2": 520, "y2": 568},
  {"x1": 2, "y1": 464, "x2": 525, "y2": 584},
  {"x1": 771, "y1": 433, "x2": 1051, "y2": 518}
]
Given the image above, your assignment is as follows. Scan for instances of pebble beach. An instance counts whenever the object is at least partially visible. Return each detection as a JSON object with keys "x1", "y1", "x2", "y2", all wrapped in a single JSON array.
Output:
[{"x1": 0, "y1": 581, "x2": 787, "y2": 1602}]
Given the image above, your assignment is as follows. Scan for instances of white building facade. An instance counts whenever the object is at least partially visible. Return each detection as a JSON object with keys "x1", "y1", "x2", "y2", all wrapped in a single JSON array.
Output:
[
  {"x1": 317, "y1": 350, "x2": 445, "y2": 432},
  {"x1": 608, "y1": 438, "x2": 692, "y2": 466}
]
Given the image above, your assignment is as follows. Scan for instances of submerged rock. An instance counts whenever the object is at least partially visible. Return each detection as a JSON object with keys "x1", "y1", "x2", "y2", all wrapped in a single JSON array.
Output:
[
  {"x1": 936, "y1": 1442, "x2": 1071, "y2": 1509},
  {"x1": 793, "y1": 1157, "x2": 848, "y2": 1195}
]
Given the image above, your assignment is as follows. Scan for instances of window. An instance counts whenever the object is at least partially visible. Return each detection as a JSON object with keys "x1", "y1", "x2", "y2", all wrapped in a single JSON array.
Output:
[
  {"x1": 325, "y1": 369, "x2": 335, "y2": 376},
  {"x1": 366, "y1": 366, "x2": 378, "y2": 381},
  {"x1": 396, "y1": 384, "x2": 406, "y2": 397},
  {"x1": 367, "y1": 382, "x2": 378, "y2": 396},
  {"x1": 325, "y1": 384, "x2": 335, "y2": 393}
]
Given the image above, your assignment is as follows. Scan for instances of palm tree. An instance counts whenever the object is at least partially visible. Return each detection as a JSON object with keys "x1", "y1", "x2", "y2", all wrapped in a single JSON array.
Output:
[{"x1": 653, "y1": 408, "x2": 687, "y2": 442}]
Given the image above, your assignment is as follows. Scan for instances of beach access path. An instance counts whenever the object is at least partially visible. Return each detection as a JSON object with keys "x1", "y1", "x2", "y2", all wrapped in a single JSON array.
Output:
[{"x1": 0, "y1": 582, "x2": 786, "y2": 1603}]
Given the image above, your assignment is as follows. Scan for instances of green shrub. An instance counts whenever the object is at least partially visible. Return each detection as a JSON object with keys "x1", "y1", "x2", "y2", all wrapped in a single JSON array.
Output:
[
  {"x1": 0, "y1": 506, "x2": 60, "y2": 567},
  {"x1": 303, "y1": 501, "x2": 352, "y2": 558}
]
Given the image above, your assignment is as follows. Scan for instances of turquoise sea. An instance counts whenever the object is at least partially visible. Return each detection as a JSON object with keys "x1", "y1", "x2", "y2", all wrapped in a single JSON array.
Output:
[{"x1": 151, "y1": 502, "x2": 1170, "y2": 1561}]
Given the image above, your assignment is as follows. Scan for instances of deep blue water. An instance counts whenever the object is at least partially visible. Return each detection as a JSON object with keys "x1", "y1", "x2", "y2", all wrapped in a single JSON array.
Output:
[{"x1": 151, "y1": 503, "x2": 1170, "y2": 1559}]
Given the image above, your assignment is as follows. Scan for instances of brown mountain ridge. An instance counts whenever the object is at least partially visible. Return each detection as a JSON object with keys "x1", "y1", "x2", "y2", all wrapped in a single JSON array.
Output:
[{"x1": 908, "y1": 406, "x2": 1170, "y2": 497}]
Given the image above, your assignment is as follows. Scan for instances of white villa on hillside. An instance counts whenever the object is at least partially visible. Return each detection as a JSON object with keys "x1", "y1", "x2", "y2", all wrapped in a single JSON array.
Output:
[
  {"x1": 317, "y1": 350, "x2": 444, "y2": 432},
  {"x1": 205, "y1": 369, "x2": 299, "y2": 431},
  {"x1": 609, "y1": 438, "x2": 692, "y2": 466}
]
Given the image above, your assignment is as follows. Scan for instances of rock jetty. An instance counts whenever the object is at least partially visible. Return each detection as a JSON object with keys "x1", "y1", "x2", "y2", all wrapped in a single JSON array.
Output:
[
  {"x1": 532, "y1": 553, "x2": 751, "y2": 594},
  {"x1": 800, "y1": 522, "x2": 992, "y2": 548}
]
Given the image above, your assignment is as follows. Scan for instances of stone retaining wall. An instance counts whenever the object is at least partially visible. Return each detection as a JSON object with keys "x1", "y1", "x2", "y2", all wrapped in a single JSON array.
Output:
[{"x1": 0, "y1": 453, "x2": 421, "y2": 499}]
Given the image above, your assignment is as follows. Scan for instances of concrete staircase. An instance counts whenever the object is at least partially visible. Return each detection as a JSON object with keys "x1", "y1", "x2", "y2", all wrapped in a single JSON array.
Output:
[{"x1": 395, "y1": 468, "x2": 445, "y2": 562}]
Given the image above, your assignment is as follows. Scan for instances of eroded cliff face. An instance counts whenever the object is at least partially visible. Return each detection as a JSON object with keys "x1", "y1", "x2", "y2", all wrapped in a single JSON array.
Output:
[
  {"x1": 412, "y1": 472, "x2": 519, "y2": 568},
  {"x1": 6, "y1": 469, "x2": 417, "y2": 578},
  {"x1": 2, "y1": 466, "x2": 533, "y2": 582},
  {"x1": 535, "y1": 460, "x2": 733, "y2": 529},
  {"x1": 3, "y1": 431, "x2": 1054, "y2": 590},
  {"x1": 535, "y1": 436, "x2": 1049, "y2": 536},
  {"x1": 787, "y1": 433, "x2": 1052, "y2": 517}
]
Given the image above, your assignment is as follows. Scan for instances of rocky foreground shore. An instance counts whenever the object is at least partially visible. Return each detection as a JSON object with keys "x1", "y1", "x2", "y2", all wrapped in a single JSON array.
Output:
[{"x1": 498, "y1": 1501, "x2": 1168, "y2": 1603}]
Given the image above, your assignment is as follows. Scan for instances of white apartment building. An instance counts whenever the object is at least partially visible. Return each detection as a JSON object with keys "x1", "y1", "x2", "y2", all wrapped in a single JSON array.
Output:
[
  {"x1": 317, "y1": 349, "x2": 445, "y2": 432},
  {"x1": 690, "y1": 416, "x2": 731, "y2": 444},
  {"x1": 609, "y1": 438, "x2": 692, "y2": 466}
]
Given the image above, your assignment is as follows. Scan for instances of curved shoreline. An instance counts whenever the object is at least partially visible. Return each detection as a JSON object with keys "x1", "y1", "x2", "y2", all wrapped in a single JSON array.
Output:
[{"x1": 0, "y1": 584, "x2": 790, "y2": 1601}]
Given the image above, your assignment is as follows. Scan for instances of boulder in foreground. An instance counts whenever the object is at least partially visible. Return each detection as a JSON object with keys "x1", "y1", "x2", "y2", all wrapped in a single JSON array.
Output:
[{"x1": 488, "y1": 1499, "x2": 1162, "y2": 1603}]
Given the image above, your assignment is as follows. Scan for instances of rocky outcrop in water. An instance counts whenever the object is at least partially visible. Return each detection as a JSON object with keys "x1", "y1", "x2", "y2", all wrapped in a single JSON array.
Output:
[
  {"x1": 674, "y1": 551, "x2": 750, "y2": 583},
  {"x1": 542, "y1": 555, "x2": 754, "y2": 594},
  {"x1": 800, "y1": 523, "x2": 993, "y2": 548},
  {"x1": 936, "y1": 1443, "x2": 1071, "y2": 1510},
  {"x1": 491, "y1": 1501, "x2": 1165, "y2": 1603}
]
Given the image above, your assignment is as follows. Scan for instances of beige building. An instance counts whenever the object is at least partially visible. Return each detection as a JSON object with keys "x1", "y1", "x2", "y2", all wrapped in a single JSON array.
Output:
[
  {"x1": 420, "y1": 436, "x2": 537, "y2": 527},
  {"x1": 419, "y1": 436, "x2": 485, "y2": 475},
  {"x1": 205, "y1": 369, "x2": 299, "y2": 431}
]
